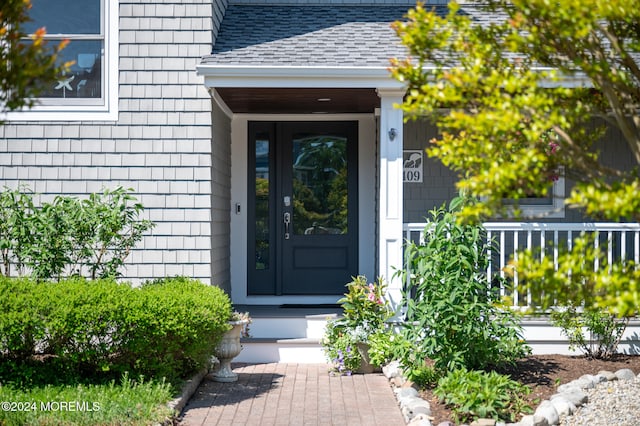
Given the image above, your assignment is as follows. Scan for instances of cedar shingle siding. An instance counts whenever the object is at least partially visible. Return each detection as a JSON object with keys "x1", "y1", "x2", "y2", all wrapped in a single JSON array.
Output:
[{"x1": 0, "y1": 0, "x2": 229, "y2": 285}]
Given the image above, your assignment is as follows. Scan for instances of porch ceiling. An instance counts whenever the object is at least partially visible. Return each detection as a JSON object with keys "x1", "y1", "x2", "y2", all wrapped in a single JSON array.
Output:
[{"x1": 215, "y1": 87, "x2": 381, "y2": 114}]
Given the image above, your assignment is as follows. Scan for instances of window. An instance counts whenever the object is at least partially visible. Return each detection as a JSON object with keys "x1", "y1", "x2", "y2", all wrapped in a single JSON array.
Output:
[
  {"x1": 5, "y1": 0, "x2": 117, "y2": 120},
  {"x1": 504, "y1": 170, "x2": 566, "y2": 218}
]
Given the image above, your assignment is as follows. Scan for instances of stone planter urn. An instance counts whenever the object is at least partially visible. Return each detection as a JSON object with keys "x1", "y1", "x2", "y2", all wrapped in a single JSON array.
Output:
[{"x1": 212, "y1": 319, "x2": 248, "y2": 382}]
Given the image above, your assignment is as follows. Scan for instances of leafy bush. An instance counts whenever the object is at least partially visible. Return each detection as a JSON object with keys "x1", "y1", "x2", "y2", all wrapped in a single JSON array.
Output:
[
  {"x1": 434, "y1": 368, "x2": 533, "y2": 423},
  {"x1": 120, "y1": 276, "x2": 233, "y2": 380},
  {"x1": 551, "y1": 306, "x2": 628, "y2": 359},
  {"x1": 398, "y1": 196, "x2": 530, "y2": 374},
  {"x1": 0, "y1": 186, "x2": 34, "y2": 276},
  {"x1": 514, "y1": 232, "x2": 634, "y2": 358},
  {"x1": 0, "y1": 276, "x2": 232, "y2": 386},
  {"x1": 322, "y1": 276, "x2": 394, "y2": 374},
  {"x1": 0, "y1": 185, "x2": 154, "y2": 280}
]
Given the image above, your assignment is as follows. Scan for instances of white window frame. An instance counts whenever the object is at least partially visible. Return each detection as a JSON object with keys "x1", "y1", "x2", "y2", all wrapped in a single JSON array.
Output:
[
  {"x1": 3, "y1": 0, "x2": 118, "y2": 121},
  {"x1": 500, "y1": 168, "x2": 565, "y2": 219},
  {"x1": 515, "y1": 173, "x2": 566, "y2": 218}
]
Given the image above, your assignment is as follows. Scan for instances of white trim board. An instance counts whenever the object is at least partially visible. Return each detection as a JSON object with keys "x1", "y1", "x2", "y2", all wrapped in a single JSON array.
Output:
[
  {"x1": 230, "y1": 113, "x2": 376, "y2": 305},
  {"x1": 197, "y1": 65, "x2": 406, "y2": 90}
]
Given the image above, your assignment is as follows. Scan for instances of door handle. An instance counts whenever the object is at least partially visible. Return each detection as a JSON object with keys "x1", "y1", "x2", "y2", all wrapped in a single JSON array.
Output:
[{"x1": 283, "y1": 212, "x2": 291, "y2": 240}]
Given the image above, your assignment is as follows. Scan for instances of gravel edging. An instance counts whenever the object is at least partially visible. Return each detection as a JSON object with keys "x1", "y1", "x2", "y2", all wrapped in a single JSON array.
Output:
[{"x1": 381, "y1": 361, "x2": 640, "y2": 426}]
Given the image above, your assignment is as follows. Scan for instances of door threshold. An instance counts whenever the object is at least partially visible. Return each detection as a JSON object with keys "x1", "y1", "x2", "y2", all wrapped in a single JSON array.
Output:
[
  {"x1": 279, "y1": 303, "x2": 340, "y2": 309},
  {"x1": 233, "y1": 304, "x2": 343, "y2": 318}
]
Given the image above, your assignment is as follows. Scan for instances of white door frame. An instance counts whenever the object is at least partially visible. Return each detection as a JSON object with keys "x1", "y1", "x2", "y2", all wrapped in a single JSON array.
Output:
[{"x1": 230, "y1": 113, "x2": 376, "y2": 305}]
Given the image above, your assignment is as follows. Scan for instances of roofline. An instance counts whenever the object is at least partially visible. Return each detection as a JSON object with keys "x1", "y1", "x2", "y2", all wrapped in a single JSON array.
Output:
[
  {"x1": 197, "y1": 63, "x2": 593, "y2": 91},
  {"x1": 196, "y1": 64, "x2": 406, "y2": 89}
]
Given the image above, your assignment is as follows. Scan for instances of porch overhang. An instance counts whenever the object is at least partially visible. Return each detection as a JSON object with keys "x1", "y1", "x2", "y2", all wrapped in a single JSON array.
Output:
[
  {"x1": 196, "y1": 65, "x2": 405, "y2": 89},
  {"x1": 196, "y1": 65, "x2": 406, "y2": 115}
]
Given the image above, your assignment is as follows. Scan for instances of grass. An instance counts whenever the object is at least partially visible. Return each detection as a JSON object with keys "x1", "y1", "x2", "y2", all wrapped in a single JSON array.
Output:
[{"x1": 0, "y1": 373, "x2": 175, "y2": 426}]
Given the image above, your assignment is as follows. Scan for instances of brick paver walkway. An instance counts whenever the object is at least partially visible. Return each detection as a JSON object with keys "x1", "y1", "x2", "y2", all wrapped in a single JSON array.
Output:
[{"x1": 179, "y1": 363, "x2": 405, "y2": 426}]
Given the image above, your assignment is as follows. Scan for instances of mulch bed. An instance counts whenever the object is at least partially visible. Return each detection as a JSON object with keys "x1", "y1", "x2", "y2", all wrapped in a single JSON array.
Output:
[{"x1": 420, "y1": 354, "x2": 640, "y2": 425}]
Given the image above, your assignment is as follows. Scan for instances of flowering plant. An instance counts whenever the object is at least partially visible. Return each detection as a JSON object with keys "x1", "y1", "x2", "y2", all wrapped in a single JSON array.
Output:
[
  {"x1": 322, "y1": 276, "x2": 393, "y2": 374},
  {"x1": 229, "y1": 311, "x2": 252, "y2": 338}
]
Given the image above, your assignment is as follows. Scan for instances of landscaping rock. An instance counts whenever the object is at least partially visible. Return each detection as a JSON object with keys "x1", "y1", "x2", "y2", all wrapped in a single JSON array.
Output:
[
  {"x1": 551, "y1": 388, "x2": 588, "y2": 406},
  {"x1": 383, "y1": 361, "x2": 402, "y2": 379},
  {"x1": 534, "y1": 400, "x2": 559, "y2": 425},
  {"x1": 560, "y1": 373, "x2": 640, "y2": 425},
  {"x1": 436, "y1": 422, "x2": 454, "y2": 426},
  {"x1": 401, "y1": 395, "x2": 432, "y2": 419},
  {"x1": 395, "y1": 387, "x2": 419, "y2": 399},
  {"x1": 614, "y1": 368, "x2": 635, "y2": 381},
  {"x1": 518, "y1": 414, "x2": 549, "y2": 426},
  {"x1": 571, "y1": 376, "x2": 595, "y2": 389},
  {"x1": 596, "y1": 370, "x2": 617, "y2": 381},
  {"x1": 407, "y1": 413, "x2": 433, "y2": 426},
  {"x1": 549, "y1": 396, "x2": 576, "y2": 417},
  {"x1": 556, "y1": 383, "x2": 580, "y2": 393},
  {"x1": 579, "y1": 374, "x2": 601, "y2": 387},
  {"x1": 392, "y1": 375, "x2": 407, "y2": 387},
  {"x1": 470, "y1": 419, "x2": 496, "y2": 426}
]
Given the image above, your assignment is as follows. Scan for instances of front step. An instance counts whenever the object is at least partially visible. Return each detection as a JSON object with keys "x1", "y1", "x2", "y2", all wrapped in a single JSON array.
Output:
[{"x1": 233, "y1": 305, "x2": 341, "y2": 363}]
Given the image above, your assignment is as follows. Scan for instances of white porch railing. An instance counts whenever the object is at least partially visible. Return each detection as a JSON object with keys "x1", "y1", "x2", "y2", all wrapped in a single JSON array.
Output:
[{"x1": 403, "y1": 222, "x2": 640, "y2": 309}]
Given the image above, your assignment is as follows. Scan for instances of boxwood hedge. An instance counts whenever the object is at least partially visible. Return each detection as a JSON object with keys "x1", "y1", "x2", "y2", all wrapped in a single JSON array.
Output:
[{"x1": 0, "y1": 276, "x2": 232, "y2": 386}]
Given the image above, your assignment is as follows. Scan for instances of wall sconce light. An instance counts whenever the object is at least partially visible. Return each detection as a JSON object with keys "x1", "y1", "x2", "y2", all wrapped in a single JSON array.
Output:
[{"x1": 388, "y1": 128, "x2": 398, "y2": 141}]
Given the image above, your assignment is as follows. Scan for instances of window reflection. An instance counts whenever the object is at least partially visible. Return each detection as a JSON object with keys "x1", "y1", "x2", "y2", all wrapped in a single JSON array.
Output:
[
  {"x1": 255, "y1": 139, "x2": 270, "y2": 270},
  {"x1": 292, "y1": 135, "x2": 348, "y2": 235},
  {"x1": 26, "y1": 0, "x2": 101, "y2": 34},
  {"x1": 25, "y1": 0, "x2": 103, "y2": 100},
  {"x1": 33, "y1": 40, "x2": 102, "y2": 99}
]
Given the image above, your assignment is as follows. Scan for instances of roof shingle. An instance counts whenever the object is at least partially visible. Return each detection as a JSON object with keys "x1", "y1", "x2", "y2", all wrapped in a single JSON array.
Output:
[{"x1": 203, "y1": 5, "x2": 428, "y2": 67}]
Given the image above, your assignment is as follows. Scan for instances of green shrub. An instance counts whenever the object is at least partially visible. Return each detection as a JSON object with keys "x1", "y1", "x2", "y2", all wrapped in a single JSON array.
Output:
[
  {"x1": 0, "y1": 276, "x2": 232, "y2": 386},
  {"x1": 435, "y1": 368, "x2": 533, "y2": 423},
  {"x1": 397, "y1": 196, "x2": 530, "y2": 374},
  {"x1": 551, "y1": 306, "x2": 628, "y2": 359},
  {"x1": 0, "y1": 186, "x2": 34, "y2": 277},
  {"x1": 0, "y1": 185, "x2": 154, "y2": 280},
  {"x1": 0, "y1": 277, "x2": 47, "y2": 360},
  {"x1": 119, "y1": 276, "x2": 233, "y2": 380}
]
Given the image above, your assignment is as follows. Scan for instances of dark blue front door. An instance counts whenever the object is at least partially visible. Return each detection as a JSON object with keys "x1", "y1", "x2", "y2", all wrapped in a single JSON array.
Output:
[{"x1": 247, "y1": 121, "x2": 359, "y2": 295}]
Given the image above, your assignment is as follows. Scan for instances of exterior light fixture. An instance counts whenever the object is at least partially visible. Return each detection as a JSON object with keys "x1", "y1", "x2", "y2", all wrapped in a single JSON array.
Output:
[{"x1": 388, "y1": 128, "x2": 398, "y2": 141}]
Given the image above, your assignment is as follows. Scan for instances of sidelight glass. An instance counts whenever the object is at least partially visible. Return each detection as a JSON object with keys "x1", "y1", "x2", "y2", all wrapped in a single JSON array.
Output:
[
  {"x1": 255, "y1": 138, "x2": 270, "y2": 269},
  {"x1": 291, "y1": 135, "x2": 348, "y2": 235}
]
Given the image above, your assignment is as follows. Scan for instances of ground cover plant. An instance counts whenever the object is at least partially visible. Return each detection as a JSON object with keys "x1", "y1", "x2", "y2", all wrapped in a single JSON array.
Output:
[
  {"x1": 423, "y1": 354, "x2": 640, "y2": 424},
  {"x1": 434, "y1": 367, "x2": 532, "y2": 423},
  {"x1": 0, "y1": 276, "x2": 233, "y2": 424}
]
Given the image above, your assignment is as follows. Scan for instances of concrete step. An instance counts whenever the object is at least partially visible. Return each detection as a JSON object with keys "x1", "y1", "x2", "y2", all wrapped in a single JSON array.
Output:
[
  {"x1": 232, "y1": 305, "x2": 341, "y2": 363},
  {"x1": 236, "y1": 338, "x2": 327, "y2": 363}
]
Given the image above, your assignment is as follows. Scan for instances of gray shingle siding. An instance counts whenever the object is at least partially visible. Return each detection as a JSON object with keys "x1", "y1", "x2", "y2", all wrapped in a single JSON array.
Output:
[
  {"x1": 401, "y1": 118, "x2": 638, "y2": 223},
  {"x1": 0, "y1": 0, "x2": 219, "y2": 284},
  {"x1": 210, "y1": 101, "x2": 231, "y2": 292}
]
